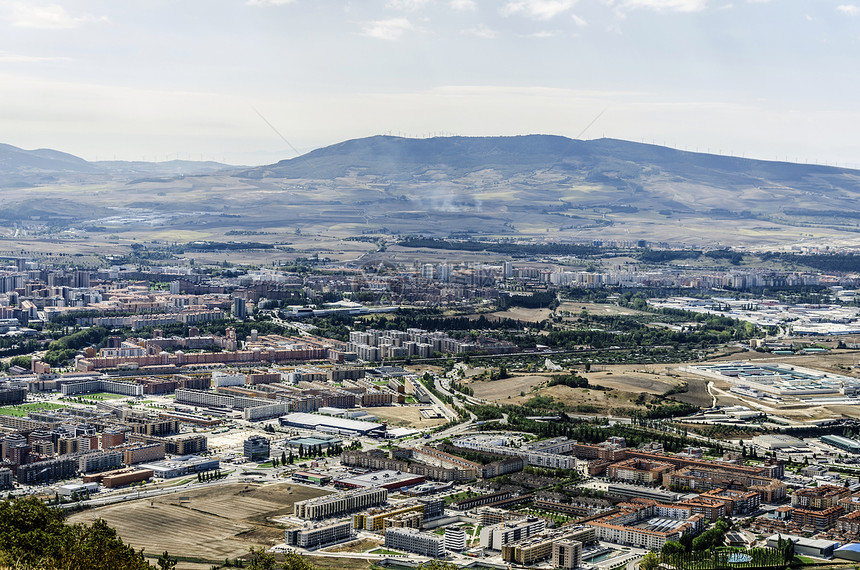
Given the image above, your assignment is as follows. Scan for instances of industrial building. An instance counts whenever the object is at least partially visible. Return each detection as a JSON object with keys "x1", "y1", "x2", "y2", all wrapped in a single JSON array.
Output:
[
  {"x1": 138, "y1": 455, "x2": 219, "y2": 479},
  {"x1": 766, "y1": 535, "x2": 836, "y2": 559},
  {"x1": 821, "y1": 435, "x2": 860, "y2": 454},
  {"x1": 82, "y1": 468, "x2": 153, "y2": 488},
  {"x1": 278, "y1": 412, "x2": 386, "y2": 437},
  {"x1": 687, "y1": 362, "x2": 860, "y2": 397},
  {"x1": 292, "y1": 471, "x2": 332, "y2": 486}
]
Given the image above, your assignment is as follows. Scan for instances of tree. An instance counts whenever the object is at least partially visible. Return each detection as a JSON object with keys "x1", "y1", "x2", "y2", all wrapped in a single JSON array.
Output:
[
  {"x1": 640, "y1": 551, "x2": 659, "y2": 570},
  {"x1": 281, "y1": 552, "x2": 317, "y2": 570},
  {"x1": 281, "y1": 451, "x2": 287, "y2": 465},
  {"x1": 247, "y1": 546, "x2": 277, "y2": 570},
  {"x1": 157, "y1": 551, "x2": 178, "y2": 570}
]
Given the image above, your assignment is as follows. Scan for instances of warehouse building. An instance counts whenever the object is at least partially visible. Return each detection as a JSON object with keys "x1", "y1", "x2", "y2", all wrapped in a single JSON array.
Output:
[
  {"x1": 292, "y1": 471, "x2": 332, "y2": 486},
  {"x1": 766, "y1": 535, "x2": 836, "y2": 559},
  {"x1": 821, "y1": 435, "x2": 860, "y2": 455},
  {"x1": 279, "y1": 412, "x2": 386, "y2": 437},
  {"x1": 138, "y1": 455, "x2": 219, "y2": 479}
]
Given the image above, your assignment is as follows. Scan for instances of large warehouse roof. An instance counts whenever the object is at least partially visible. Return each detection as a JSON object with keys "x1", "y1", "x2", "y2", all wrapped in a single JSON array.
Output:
[{"x1": 280, "y1": 412, "x2": 385, "y2": 435}]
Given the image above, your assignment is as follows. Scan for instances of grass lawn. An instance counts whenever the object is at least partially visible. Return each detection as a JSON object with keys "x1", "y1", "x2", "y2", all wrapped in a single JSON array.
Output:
[
  {"x1": 0, "y1": 402, "x2": 67, "y2": 417},
  {"x1": 82, "y1": 392, "x2": 128, "y2": 400},
  {"x1": 443, "y1": 491, "x2": 478, "y2": 505}
]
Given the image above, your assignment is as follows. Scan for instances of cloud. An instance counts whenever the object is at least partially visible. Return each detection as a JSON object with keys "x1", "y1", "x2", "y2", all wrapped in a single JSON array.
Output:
[
  {"x1": 245, "y1": 0, "x2": 296, "y2": 5},
  {"x1": 571, "y1": 13, "x2": 587, "y2": 26},
  {"x1": 362, "y1": 17, "x2": 413, "y2": 40},
  {"x1": 462, "y1": 23, "x2": 497, "y2": 38},
  {"x1": 525, "y1": 30, "x2": 555, "y2": 37},
  {"x1": 450, "y1": 0, "x2": 477, "y2": 10},
  {"x1": 610, "y1": 0, "x2": 709, "y2": 11},
  {"x1": 0, "y1": 51, "x2": 71, "y2": 63},
  {"x1": 837, "y1": 4, "x2": 859, "y2": 15},
  {"x1": 1, "y1": 2, "x2": 105, "y2": 29},
  {"x1": 502, "y1": 0, "x2": 576, "y2": 20},
  {"x1": 386, "y1": 0, "x2": 432, "y2": 8}
]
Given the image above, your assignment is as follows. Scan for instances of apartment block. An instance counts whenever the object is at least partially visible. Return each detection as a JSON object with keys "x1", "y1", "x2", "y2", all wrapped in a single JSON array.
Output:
[
  {"x1": 552, "y1": 539, "x2": 583, "y2": 570},
  {"x1": 123, "y1": 443, "x2": 166, "y2": 465},
  {"x1": 792, "y1": 485, "x2": 851, "y2": 509},
  {"x1": 501, "y1": 526, "x2": 596, "y2": 566},
  {"x1": 480, "y1": 517, "x2": 547, "y2": 550},
  {"x1": 295, "y1": 487, "x2": 388, "y2": 520},
  {"x1": 285, "y1": 521, "x2": 352, "y2": 549},
  {"x1": 78, "y1": 450, "x2": 123, "y2": 474},
  {"x1": 607, "y1": 458, "x2": 675, "y2": 485},
  {"x1": 384, "y1": 528, "x2": 444, "y2": 557}
]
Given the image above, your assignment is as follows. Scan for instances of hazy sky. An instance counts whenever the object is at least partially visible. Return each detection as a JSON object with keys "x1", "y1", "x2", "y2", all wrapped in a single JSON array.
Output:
[{"x1": 1, "y1": 0, "x2": 859, "y2": 166}]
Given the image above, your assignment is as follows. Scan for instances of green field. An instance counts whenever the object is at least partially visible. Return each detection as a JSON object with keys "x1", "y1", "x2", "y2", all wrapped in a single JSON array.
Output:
[
  {"x1": 82, "y1": 392, "x2": 129, "y2": 400},
  {"x1": 0, "y1": 402, "x2": 67, "y2": 417}
]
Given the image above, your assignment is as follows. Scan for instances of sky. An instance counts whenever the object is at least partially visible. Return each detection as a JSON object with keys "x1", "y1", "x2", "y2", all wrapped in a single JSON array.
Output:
[{"x1": 1, "y1": 0, "x2": 859, "y2": 166}]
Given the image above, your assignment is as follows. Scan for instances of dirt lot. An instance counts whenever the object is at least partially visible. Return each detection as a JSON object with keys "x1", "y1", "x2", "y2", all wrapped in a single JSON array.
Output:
[
  {"x1": 470, "y1": 375, "x2": 548, "y2": 400},
  {"x1": 307, "y1": 556, "x2": 374, "y2": 570},
  {"x1": 488, "y1": 307, "x2": 552, "y2": 322},
  {"x1": 558, "y1": 302, "x2": 652, "y2": 317},
  {"x1": 323, "y1": 537, "x2": 382, "y2": 553},
  {"x1": 364, "y1": 405, "x2": 448, "y2": 428},
  {"x1": 68, "y1": 482, "x2": 329, "y2": 568},
  {"x1": 585, "y1": 368, "x2": 678, "y2": 394},
  {"x1": 666, "y1": 376, "x2": 714, "y2": 407}
]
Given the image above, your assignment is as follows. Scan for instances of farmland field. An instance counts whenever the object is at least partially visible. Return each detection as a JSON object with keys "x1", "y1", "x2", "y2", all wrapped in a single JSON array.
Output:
[{"x1": 68, "y1": 482, "x2": 328, "y2": 569}]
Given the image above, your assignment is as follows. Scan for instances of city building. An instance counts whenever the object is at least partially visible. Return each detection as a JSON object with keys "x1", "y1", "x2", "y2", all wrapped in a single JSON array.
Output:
[
  {"x1": 587, "y1": 500, "x2": 704, "y2": 550},
  {"x1": 384, "y1": 528, "x2": 444, "y2": 557},
  {"x1": 82, "y1": 468, "x2": 153, "y2": 488},
  {"x1": 138, "y1": 456, "x2": 219, "y2": 479},
  {"x1": 294, "y1": 487, "x2": 388, "y2": 520},
  {"x1": 279, "y1": 412, "x2": 386, "y2": 437},
  {"x1": 285, "y1": 521, "x2": 352, "y2": 549},
  {"x1": 480, "y1": 517, "x2": 547, "y2": 550},
  {"x1": 552, "y1": 539, "x2": 583, "y2": 570},
  {"x1": 793, "y1": 486, "x2": 851, "y2": 509},
  {"x1": 292, "y1": 471, "x2": 332, "y2": 486},
  {"x1": 444, "y1": 526, "x2": 467, "y2": 552},
  {"x1": 607, "y1": 458, "x2": 675, "y2": 485},
  {"x1": 243, "y1": 436, "x2": 270, "y2": 462},
  {"x1": 765, "y1": 535, "x2": 836, "y2": 559},
  {"x1": 822, "y1": 435, "x2": 860, "y2": 454},
  {"x1": 335, "y1": 470, "x2": 425, "y2": 492},
  {"x1": 501, "y1": 527, "x2": 596, "y2": 566}
]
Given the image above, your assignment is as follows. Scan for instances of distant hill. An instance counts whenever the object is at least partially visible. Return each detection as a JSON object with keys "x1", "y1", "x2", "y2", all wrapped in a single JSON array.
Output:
[
  {"x1": 243, "y1": 134, "x2": 852, "y2": 187},
  {"x1": 0, "y1": 143, "x2": 237, "y2": 187},
  {"x1": 4, "y1": 135, "x2": 860, "y2": 247},
  {"x1": 235, "y1": 135, "x2": 860, "y2": 231}
]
